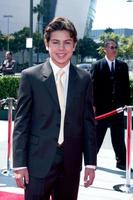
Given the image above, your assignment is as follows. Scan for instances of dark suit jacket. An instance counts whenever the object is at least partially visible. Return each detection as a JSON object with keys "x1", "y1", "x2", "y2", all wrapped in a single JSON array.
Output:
[
  {"x1": 91, "y1": 58, "x2": 130, "y2": 115},
  {"x1": 13, "y1": 60, "x2": 96, "y2": 179}
]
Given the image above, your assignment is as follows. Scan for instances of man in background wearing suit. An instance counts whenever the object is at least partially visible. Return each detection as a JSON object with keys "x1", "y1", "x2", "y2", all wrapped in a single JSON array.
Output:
[
  {"x1": 13, "y1": 17, "x2": 97, "y2": 200},
  {"x1": 91, "y1": 39, "x2": 130, "y2": 171},
  {"x1": 1, "y1": 51, "x2": 16, "y2": 75}
]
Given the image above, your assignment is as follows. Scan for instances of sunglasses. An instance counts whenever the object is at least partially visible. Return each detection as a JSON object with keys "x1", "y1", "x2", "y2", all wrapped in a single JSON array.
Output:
[{"x1": 108, "y1": 46, "x2": 118, "y2": 50}]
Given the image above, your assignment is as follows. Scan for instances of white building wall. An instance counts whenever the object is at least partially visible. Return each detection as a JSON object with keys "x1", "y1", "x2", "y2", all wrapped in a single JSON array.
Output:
[
  {"x1": 55, "y1": 0, "x2": 91, "y2": 39},
  {"x1": 0, "y1": 0, "x2": 40, "y2": 34}
]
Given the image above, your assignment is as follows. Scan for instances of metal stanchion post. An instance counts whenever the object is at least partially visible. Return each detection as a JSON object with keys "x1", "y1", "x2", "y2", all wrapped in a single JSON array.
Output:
[
  {"x1": 126, "y1": 106, "x2": 132, "y2": 190},
  {"x1": 113, "y1": 106, "x2": 133, "y2": 193},
  {"x1": 1, "y1": 98, "x2": 14, "y2": 176}
]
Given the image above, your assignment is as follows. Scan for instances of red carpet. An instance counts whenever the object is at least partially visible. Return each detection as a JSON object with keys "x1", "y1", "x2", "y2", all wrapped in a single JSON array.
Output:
[{"x1": 0, "y1": 191, "x2": 24, "y2": 200}]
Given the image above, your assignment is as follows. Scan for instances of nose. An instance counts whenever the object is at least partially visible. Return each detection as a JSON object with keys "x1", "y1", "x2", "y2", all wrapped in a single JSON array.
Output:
[{"x1": 58, "y1": 43, "x2": 65, "y2": 49}]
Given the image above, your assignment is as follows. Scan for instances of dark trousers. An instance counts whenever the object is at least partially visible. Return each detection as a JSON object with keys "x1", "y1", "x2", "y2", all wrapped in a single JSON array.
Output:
[
  {"x1": 96, "y1": 113, "x2": 126, "y2": 165},
  {"x1": 25, "y1": 147, "x2": 80, "y2": 200}
]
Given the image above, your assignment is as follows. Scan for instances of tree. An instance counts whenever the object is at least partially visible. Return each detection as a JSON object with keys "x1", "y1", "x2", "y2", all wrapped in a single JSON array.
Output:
[
  {"x1": 33, "y1": 4, "x2": 45, "y2": 31},
  {"x1": 33, "y1": 32, "x2": 46, "y2": 54},
  {"x1": 97, "y1": 32, "x2": 121, "y2": 57},
  {"x1": 76, "y1": 37, "x2": 99, "y2": 62},
  {"x1": 97, "y1": 31, "x2": 133, "y2": 62},
  {"x1": 12, "y1": 27, "x2": 30, "y2": 66},
  {"x1": 0, "y1": 33, "x2": 6, "y2": 51},
  {"x1": 33, "y1": 4, "x2": 45, "y2": 63},
  {"x1": 119, "y1": 36, "x2": 133, "y2": 60},
  {"x1": 104, "y1": 27, "x2": 114, "y2": 34}
]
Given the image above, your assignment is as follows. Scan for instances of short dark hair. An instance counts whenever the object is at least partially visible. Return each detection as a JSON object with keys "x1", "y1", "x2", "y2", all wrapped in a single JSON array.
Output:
[
  {"x1": 44, "y1": 17, "x2": 77, "y2": 43},
  {"x1": 104, "y1": 39, "x2": 118, "y2": 48}
]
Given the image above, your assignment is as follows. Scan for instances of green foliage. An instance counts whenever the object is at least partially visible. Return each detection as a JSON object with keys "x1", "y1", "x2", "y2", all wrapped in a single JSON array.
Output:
[
  {"x1": 130, "y1": 78, "x2": 133, "y2": 105},
  {"x1": 0, "y1": 25, "x2": 46, "y2": 60},
  {"x1": 0, "y1": 34, "x2": 7, "y2": 51},
  {"x1": 13, "y1": 27, "x2": 30, "y2": 52},
  {"x1": 0, "y1": 75, "x2": 133, "y2": 105},
  {"x1": 77, "y1": 37, "x2": 100, "y2": 61},
  {"x1": 33, "y1": 32, "x2": 46, "y2": 53},
  {"x1": 0, "y1": 76, "x2": 20, "y2": 99},
  {"x1": 119, "y1": 36, "x2": 133, "y2": 59},
  {"x1": 33, "y1": 1, "x2": 51, "y2": 30},
  {"x1": 98, "y1": 32, "x2": 120, "y2": 56},
  {"x1": 104, "y1": 27, "x2": 114, "y2": 33},
  {"x1": 0, "y1": 27, "x2": 30, "y2": 53},
  {"x1": 98, "y1": 32, "x2": 133, "y2": 60},
  {"x1": 33, "y1": 4, "x2": 45, "y2": 22}
]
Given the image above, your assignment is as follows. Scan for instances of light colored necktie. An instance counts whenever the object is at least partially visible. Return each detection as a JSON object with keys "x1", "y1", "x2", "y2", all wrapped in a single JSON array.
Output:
[{"x1": 56, "y1": 69, "x2": 65, "y2": 144}]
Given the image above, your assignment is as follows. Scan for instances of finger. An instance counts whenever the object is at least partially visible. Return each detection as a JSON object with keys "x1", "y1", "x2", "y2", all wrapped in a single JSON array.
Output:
[
  {"x1": 15, "y1": 178, "x2": 24, "y2": 188},
  {"x1": 84, "y1": 173, "x2": 89, "y2": 188},
  {"x1": 14, "y1": 173, "x2": 25, "y2": 188},
  {"x1": 84, "y1": 172, "x2": 88, "y2": 183},
  {"x1": 84, "y1": 179, "x2": 93, "y2": 187},
  {"x1": 24, "y1": 171, "x2": 29, "y2": 184}
]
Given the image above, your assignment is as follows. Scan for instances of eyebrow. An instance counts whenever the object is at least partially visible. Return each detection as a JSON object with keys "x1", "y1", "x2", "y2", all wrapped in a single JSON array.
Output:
[{"x1": 51, "y1": 39, "x2": 73, "y2": 42}]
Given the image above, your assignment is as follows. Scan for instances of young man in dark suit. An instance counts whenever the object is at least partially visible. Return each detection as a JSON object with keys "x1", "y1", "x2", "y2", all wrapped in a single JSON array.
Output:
[
  {"x1": 91, "y1": 39, "x2": 130, "y2": 171},
  {"x1": 13, "y1": 17, "x2": 97, "y2": 200}
]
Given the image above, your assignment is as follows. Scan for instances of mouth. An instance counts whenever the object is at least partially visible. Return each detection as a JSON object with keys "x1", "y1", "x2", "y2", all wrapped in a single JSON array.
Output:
[{"x1": 56, "y1": 53, "x2": 66, "y2": 59}]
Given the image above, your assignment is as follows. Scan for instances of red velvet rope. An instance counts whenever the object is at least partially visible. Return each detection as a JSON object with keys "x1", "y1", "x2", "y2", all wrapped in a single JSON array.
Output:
[{"x1": 95, "y1": 107, "x2": 124, "y2": 120}]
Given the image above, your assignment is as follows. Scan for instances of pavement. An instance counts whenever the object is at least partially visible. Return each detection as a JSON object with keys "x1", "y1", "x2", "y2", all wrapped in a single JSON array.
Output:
[{"x1": 1, "y1": 120, "x2": 133, "y2": 200}]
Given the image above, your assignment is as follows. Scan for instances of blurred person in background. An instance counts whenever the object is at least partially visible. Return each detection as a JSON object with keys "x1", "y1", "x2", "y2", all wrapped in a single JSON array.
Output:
[
  {"x1": 91, "y1": 39, "x2": 130, "y2": 171},
  {"x1": 1, "y1": 51, "x2": 16, "y2": 75}
]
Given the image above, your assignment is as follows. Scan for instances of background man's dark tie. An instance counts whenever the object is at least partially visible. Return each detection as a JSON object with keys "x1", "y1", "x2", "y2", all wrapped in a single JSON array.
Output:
[{"x1": 111, "y1": 62, "x2": 115, "y2": 76}]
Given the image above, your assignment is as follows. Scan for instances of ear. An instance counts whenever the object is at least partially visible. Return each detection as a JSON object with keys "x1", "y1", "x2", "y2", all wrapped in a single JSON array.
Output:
[
  {"x1": 46, "y1": 46, "x2": 49, "y2": 51},
  {"x1": 44, "y1": 39, "x2": 49, "y2": 51},
  {"x1": 103, "y1": 47, "x2": 106, "y2": 54},
  {"x1": 73, "y1": 42, "x2": 77, "y2": 52}
]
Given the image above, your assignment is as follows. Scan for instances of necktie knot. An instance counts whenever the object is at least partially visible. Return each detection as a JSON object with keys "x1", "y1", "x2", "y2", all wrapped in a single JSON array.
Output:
[{"x1": 57, "y1": 69, "x2": 65, "y2": 81}]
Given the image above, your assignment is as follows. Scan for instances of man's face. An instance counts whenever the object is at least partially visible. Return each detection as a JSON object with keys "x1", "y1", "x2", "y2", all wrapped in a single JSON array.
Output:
[
  {"x1": 5, "y1": 53, "x2": 12, "y2": 60},
  {"x1": 45, "y1": 30, "x2": 76, "y2": 68},
  {"x1": 104, "y1": 41, "x2": 118, "y2": 60}
]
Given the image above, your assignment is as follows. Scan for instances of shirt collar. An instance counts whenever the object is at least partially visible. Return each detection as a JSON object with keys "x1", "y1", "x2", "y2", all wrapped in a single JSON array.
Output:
[
  {"x1": 49, "y1": 58, "x2": 70, "y2": 78},
  {"x1": 105, "y1": 55, "x2": 115, "y2": 65}
]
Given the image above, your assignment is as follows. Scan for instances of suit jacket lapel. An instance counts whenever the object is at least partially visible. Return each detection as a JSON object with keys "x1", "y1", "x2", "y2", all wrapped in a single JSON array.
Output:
[
  {"x1": 103, "y1": 58, "x2": 110, "y2": 71},
  {"x1": 41, "y1": 62, "x2": 79, "y2": 110},
  {"x1": 41, "y1": 61, "x2": 59, "y2": 107},
  {"x1": 66, "y1": 64, "x2": 78, "y2": 111},
  {"x1": 115, "y1": 59, "x2": 120, "y2": 72}
]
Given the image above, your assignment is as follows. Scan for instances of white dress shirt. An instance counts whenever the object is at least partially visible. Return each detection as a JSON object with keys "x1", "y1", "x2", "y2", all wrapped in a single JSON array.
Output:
[
  {"x1": 105, "y1": 55, "x2": 115, "y2": 71},
  {"x1": 49, "y1": 58, "x2": 69, "y2": 105}
]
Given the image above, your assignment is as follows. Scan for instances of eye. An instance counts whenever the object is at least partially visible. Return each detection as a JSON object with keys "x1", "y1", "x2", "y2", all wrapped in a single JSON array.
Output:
[
  {"x1": 52, "y1": 41, "x2": 59, "y2": 44},
  {"x1": 65, "y1": 41, "x2": 71, "y2": 44},
  {"x1": 64, "y1": 41, "x2": 73, "y2": 47}
]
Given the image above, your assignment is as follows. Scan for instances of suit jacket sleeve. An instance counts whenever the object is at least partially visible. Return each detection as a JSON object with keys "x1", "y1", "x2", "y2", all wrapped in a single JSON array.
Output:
[
  {"x1": 83, "y1": 74, "x2": 97, "y2": 166},
  {"x1": 123, "y1": 62, "x2": 130, "y2": 105},
  {"x1": 13, "y1": 70, "x2": 32, "y2": 168}
]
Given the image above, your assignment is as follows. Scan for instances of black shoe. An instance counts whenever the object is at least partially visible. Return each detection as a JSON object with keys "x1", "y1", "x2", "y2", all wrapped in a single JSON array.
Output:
[{"x1": 116, "y1": 164, "x2": 133, "y2": 172}]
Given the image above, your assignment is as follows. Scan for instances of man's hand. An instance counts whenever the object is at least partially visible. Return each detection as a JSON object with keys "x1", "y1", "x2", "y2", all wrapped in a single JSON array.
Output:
[
  {"x1": 14, "y1": 168, "x2": 29, "y2": 188},
  {"x1": 84, "y1": 167, "x2": 95, "y2": 188}
]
